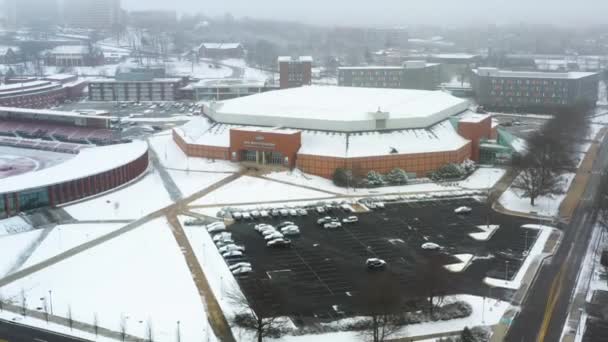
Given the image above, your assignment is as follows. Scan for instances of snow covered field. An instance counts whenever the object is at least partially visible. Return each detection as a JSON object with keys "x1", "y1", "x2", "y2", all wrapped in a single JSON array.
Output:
[
  {"x1": 148, "y1": 133, "x2": 240, "y2": 173},
  {"x1": 167, "y1": 170, "x2": 232, "y2": 198},
  {"x1": 0, "y1": 216, "x2": 33, "y2": 235},
  {"x1": 457, "y1": 168, "x2": 506, "y2": 190},
  {"x1": 0, "y1": 218, "x2": 215, "y2": 342},
  {"x1": 498, "y1": 172, "x2": 576, "y2": 217},
  {"x1": 20, "y1": 223, "x2": 123, "y2": 269},
  {"x1": 192, "y1": 175, "x2": 331, "y2": 206},
  {"x1": 64, "y1": 170, "x2": 172, "y2": 220},
  {"x1": 484, "y1": 224, "x2": 555, "y2": 289},
  {"x1": 166, "y1": 58, "x2": 232, "y2": 79},
  {"x1": 0, "y1": 230, "x2": 43, "y2": 276}
]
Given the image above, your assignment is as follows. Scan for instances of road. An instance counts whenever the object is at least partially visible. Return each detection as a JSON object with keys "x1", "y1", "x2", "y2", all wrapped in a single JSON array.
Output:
[
  {"x1": 505, "y1": 134, "x2": 608, "y2": 341},
  {"x1": 0, "y1": 318, "x2": 90, "y2": 342}
]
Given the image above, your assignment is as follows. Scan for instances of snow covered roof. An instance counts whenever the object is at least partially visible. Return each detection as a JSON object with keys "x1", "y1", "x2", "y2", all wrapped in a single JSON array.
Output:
[
  {"x1": 49, "y1": 45, "x2": 90, "y2": 54},
  {"x1": 44, "y1": 74, "x2": 76, "y2": 82},
  {"x1": 459, "y1": 112, "x2": 490, "y2": 124},
  {"x1": 199, "y1": 43, "x2": 242, "y2": 50},
  {"x1": 432, "y1": 53, "x2": 480, "y2": 60},
  {"x1": 0, "y1": 46, "x2": 19, "y2": 55},
  {"x1": 0, "y1": 141, "x2": 148, "y2": 194},
  {"x1": 0, "y1": 81, "x2": 51, "y2": 92},
  {"x1": 278, "y1": 56, "x2": 313, "y2": 63},
  {"x1": 473, "y1": 68, "x2": 597, "y2": 79},
  {"x1": 0, "y1": 106, "x2": 116, "y2": 121},
  {"x1": 206, "y1": 86, "x2": 469, "y2": 132},
  {"x1": 192, "y1": 78, "x2": 268, "y2": 88}
]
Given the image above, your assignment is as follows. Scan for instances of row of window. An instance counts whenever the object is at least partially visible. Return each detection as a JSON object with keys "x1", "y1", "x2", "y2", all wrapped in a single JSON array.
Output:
[{"x1": 491, "y1": 79, "x2": 567, "y2": 86}]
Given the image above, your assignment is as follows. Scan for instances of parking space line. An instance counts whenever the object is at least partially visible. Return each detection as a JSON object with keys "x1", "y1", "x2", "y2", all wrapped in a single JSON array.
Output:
[{"x1": 292, "y1": 247, "x2": 335, "y2": 296}]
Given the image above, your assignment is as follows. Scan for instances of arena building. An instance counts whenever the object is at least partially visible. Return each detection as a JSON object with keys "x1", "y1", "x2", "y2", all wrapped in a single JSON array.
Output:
[
  {"x1": 174, "y1": 86, "x2": 496, "y2": 179},
  {"x1": 0, "y1": 141, "x2": 149, "y2": 218},
  {"x1": 0, "y1": 77, "x2": 87, "y2": 108}
]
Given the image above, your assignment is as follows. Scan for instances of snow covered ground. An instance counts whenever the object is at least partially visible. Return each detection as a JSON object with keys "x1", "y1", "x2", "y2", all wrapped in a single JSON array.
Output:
[
  {"x1": 469, "y1": 225, "x2": 500, "y2": 241},
  {"x1": 211, "y1": 58, "x2": 274, "y2": 82},
  {"x1": 192, "y1": 175, "x2": 331, "y2": 206},
  {"x1": 498, "y1": 172, "x2": 576, "y2": 217},
  {"x1": 457, "y1": 168, "x2": 506, "y2": 190},
  {"x1": 19, "y1": 223, "x2": 124, "y2": 270},
  {"x1": 0, "y1": 216, "x2": 33, "y2": 235},
  {"x1": 166, "y1": 58, "x2": 232, "y2": 79},
  {"x1": 148, "y1": 133, "x2": 240, "y2": 173},
  {"x1": 167, "y1": 170, "x2": 232, "y2": 198},
  {"x1": 0, "y1": 230, "x2": 43, "y2": 276},
  {"x1": 444, "y1": 254, "x2": 474, "y2": 272},
  {"x1": 0, "y1": 218, "x2": 216, "y2": 342},
  {"x1": 484, "y1": 224, "x2": 555, "y2": 289},
  {"x1": 64, "y1": 170, "x2": 172, "y2": 220}
]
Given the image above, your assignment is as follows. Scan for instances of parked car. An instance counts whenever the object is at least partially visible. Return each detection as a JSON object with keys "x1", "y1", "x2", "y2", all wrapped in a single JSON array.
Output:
[
  {"x1": 421, "y1": 242, "x2": 442, "y2": 250},
  {"x1": 277, "y1": 221, "x2": 295, "y2": 228},
  {"x1": 271, "y1": 209, "x2": 280, "y2": 217},
  {"x1": 297, "y1": 208, "x2": 307, "y2": 216},
  {"x1": 340, "y1": 204, "x2": 353, "y2": 212},
  {"x1": 215, "y1": 239, "x2": 235, "y2": 247},
  {"x1": 342, "y1": 216, "x2": 358, "y2": 224},
  {"x1": 228, "y1": 262, "x2": 251, "y2": 271},
  {"x1": 288, "y1": 209, "x2": 298, "y2": 216},
  {"x1": 317, "y1": 216, "x2": 333, "y2": 225},
  {"x1": 281, "y1": 226, "x2": 300, "y2": 236},
  {"x1": 232, "y1": 212, "x2": 243, "y2": 220},
  {"x1": 222, "y1": 250, "x2": 244, "y2": 259},
  {"x1": 267, "y1": 238, "x2": 292, "y2": 248},
  {"x1": 207, "y1": 221, "x2": 225, "y2": 228},
  {"x1": 366, "y1": 202, "x2": 377, "y2": 209},
  {"x1": 279, "y1": 209, "x2": 289, "y2": 217},
  {"x1": 366, "y1": 258, "x2": 387, "y2": 270},
  {"x1": 261, "y1": 228, "x2": 279, "y2": 237},
  {"x1": 264, "y1": 232, "x2": 284, "y2": 241},
  {"x1": 207, "y1": 225, "x2": 226, "y2": 234},
  {"x1": 254, "y1": 223, "x2": 273, "y2": 232},
  {"x1": 232, "y1": 266, "x2": 253, "y2": 275},
  {"x1": 324, "y1": 221, "x2": 342, "y2": 229},
  {"x1": 251, "y1": 210, "x2": 261, "y2": 218},
  {"x1": 375, "y1": 202, "x2": 385, "y2": 209},
  {"x1": 316, "y1": 206, "x2": 325, "y2": 214},
  {"x1": 218, "y1": 244, "x2": 245, "y2": 253},
  {"x1": 213, "y1": 232, "x2": 232, "y2": 242},
  {"x1": 260, "y1": 210, "x2": 269, "y2": 218},
  {"x1": 242, "y1": 212, "x2": 252, "y2": 220},
  {"x1": 454, "y1": 206, "x2": 472, "y2": 214}
]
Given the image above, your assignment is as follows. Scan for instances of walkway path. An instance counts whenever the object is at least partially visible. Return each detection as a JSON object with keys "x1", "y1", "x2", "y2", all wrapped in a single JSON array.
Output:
[
  {"x1": 148, "y1": 145, "x2": 183, "y2": 201},
  {"x1": 4, "y1": 225, "x2": 55, "y2": 276}
]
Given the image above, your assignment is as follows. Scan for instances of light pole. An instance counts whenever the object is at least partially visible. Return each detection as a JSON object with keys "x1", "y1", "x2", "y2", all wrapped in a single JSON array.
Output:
[
  {"x1": 176, "y1": 320, "x2": 181, "y2": 342},
  {"x1": 48, "y1": 290, "x2": 53, "y2": 315}
]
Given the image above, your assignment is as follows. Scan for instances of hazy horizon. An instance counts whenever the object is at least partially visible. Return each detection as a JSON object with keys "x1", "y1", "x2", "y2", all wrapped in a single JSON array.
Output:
[{"x1": 123, "y1": 0, "x2": 608, "y2": 28}]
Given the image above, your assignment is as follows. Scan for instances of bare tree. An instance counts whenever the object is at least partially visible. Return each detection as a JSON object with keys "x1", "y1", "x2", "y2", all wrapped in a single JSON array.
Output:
[
  {"x1": 42, "y1": 299, "x2": 49, "y2": 323},
  {"x1": 120, "y1": 314, "x2": 128, "y2": 342},
  {"x1": 67, "y1": 305, "x2": 73, "y2": 330},
  {"x1": 355, "y1": 273, "x2": 404, "y2": 342},
  {"x1": 227, "y1": 280, "x2": 287, "y2": 342},
  {"x1": 93, "y1": 313, "x2": 100, "y2": 337},
  {"x1": 419, "y1": 257, "x2": 449, "y2": 316},
  {"x1": 146, "y1": 318, "x2": 154, "y2": 342}
]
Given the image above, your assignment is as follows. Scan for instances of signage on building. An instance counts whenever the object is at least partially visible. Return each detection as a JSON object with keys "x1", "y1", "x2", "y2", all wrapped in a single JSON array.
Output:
[{"x1": 243, "y1": 140, "x2": 276, "y2": 150}]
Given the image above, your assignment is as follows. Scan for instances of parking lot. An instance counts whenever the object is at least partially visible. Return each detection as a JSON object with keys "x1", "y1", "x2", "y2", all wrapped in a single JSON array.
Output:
[{"x1": 224, "y1": 198, "x2": 536, "y2": 320}]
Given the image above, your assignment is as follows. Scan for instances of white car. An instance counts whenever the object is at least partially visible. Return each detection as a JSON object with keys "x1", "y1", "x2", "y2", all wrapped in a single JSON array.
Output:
[
  {"x1": 279, "y1": 209, "x2": 289, "y2": 217},
  {"x1": 218, "y1": 244, "x2": 245, "y2": 253},
  {"x1": 242, "y1": 212, "x2": 252, "y2": 220},
  {"x1": 421, "y1": 242, "x2": 442, "y2": 250},
  {"x1": 229, "y1": 262, "x2": 251, "y2": 271},
  {"x1": 366, "y1": 258, "x2": 387, "y2": 270},
  {"x1": 264, "y1": 232, "x2": 284, "y2": 241},
  {"x1": 212, "y1": 232, "x2": 232, "y2": 242},
  {"x1": 277, "y1": 221, "x2": 295, "y2": 228},
  {"x1": 232, "y1": 266, "x2": 252, "y2": 275},
  {"x1": 251, "y1": 210, "x2": 261, "y2": 218},
  {"x1": 324, "y1": 222, "x2": 342, "y2": 229},
  {"x1": 297, "y1": 208, "x2": 307, "y2": 216},
  {"x1": 215, "y1": 239, "x2": 235, "y2": 247},
  {"x1": 366, "y1": 202, "x2": 377, "y2": 209},
  {"x1": 342, "y1": 216, "x2": 358, "y2": 223},
  {"x1": 261, "y1": 229, "x2": 279, "y2": 237},
  {"x1": 281, "y1": 226, "x2": 300, "y2": 236},
  {"x1": 317, "y1": 216, "x2": 333, "y2": 225},
  {"x1": 375, "y1": 202, "x2": 385, "y2": 209},
  {"x1": 222, "y1": 250, "x2": 244, "y2": 259},
  {"x1": 254, "y1": 223, "x2": 273, "y2": 231},
  {"x1": 232, "y1": 212, "x2": 243, "y2": 220},
  {"x1": 316, "y1": 206, "x2": 326, "y2": 214},
  {"x1": 207, "y1": 221, "x2": 225, "y2": 228},
  {"x1": 207, "y1": 225, "x2": 226, "y2": 234},
  {"x1": 267, "y1": 238, "x2": 292, "y2": 248},
  {"x1": 260, "y1": 210, "x2": 269, "y2": 218},
  {"x1": 288, "y1": 209, "x2": 298, "y2": 216},
  {"x1": 454, "y1": 206, "x2": 472, "y2": 214}
]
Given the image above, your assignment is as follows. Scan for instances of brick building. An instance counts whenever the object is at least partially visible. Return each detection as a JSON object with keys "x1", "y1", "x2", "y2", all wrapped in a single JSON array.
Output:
[
  {"x1": 45, "y1": 45, "x2": 105, "y2": 67},
  {"x1": 338, "y1": 61, "x2": 441, "y2": 90},
  {"x1": 278, "y1": 56, "x2": 313, "y2": 89},
  {"x1": 198, "y1": 43, "x2": 244, "y2": 59},
  {"x1": 173, "y1": 86, "x2": 494, "y2": 179}
]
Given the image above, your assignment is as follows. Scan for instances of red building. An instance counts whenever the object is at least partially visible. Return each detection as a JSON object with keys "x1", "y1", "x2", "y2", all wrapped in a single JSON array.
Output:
[{"x1": 278, "y1": 56, "x2": 312, "y2": 89}]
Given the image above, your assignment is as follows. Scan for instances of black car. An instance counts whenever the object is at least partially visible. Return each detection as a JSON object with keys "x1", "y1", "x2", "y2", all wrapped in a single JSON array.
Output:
[
  {"x1": 267, "y1": 238, "x2": 292, "y2": 248},
  {"x1": 366, "y1": 258, "x2": 387, "y2": 270}
]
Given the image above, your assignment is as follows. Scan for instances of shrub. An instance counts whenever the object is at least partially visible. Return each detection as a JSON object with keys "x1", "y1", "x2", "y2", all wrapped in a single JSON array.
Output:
[
  {"x1": 333, "y1": 168, "x2": 353, "y2": 187},
  {"x1": 366, "y1": 171, "x2": 386, "y2": 186},
  {"x1": 386, "y1": 168, "x2": 408, "y2": 185}
]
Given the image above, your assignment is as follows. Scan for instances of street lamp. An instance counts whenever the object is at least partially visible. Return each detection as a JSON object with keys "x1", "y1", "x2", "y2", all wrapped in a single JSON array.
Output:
[{"x1": 48, "y1": 290, "x2": 53, "y2": 315}]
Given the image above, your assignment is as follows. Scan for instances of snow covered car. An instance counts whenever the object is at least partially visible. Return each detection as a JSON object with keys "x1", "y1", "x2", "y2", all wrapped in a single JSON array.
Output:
[
  {"x1": 421, "y1": 242, "x2": 442, "y2": 250},
  {"x1": 259, "y1": 228, "x2": 278, "y2": 237},
  {"x1": 454, "y1": 206, "x2": 472, "y2": 214},
  {"x1": 317, "y1": 216, "x2": 333, "y2": 225},
  {"x1": 215, "y1": 239, "x2": 235, "y2": 247},
  {"x1": 218, "y1": 244, "x2": 245, "y2": 254},
  {"x1": 297, "y1": 208, "x2": 308, "y2": 216},
  {"x1": 232, "y1": 212, "x2": 243, "y2": 220},
  {"x1": 277, "y1": 221, "x2": 295, "y2": 228},
  {"x1": 207, "y1": 225, "x2": 226, "y2": 234},
  {"x1": 264, "y1": 232, "x2": 284, "y2": 241},
  {"x1": 260, "y1": 210, "x2": 269, "y2": 218},
  {"x1": 212, "y1": 232, "x2": 232, "y2": 242},
  {"x1": 316, "y1": 206, "x2": 326, "y2": 214},
  {"x1": 340, "y1": 204, "x2": 353, "y2": 212},
  {"x1": 271, "y1": 209, "x2": 280, "y2": 217},
  {"x1": 366, "y1": 258, "x2": 387, "y2": 270},
  {"x1": 324, "y1": 221, "x2": 342, "y2": 229},
  {"x1": 280, "y1": 226, "x2": 300, "y2": 236},
  {"x1": 207, "y1": 221, "x2": 225, "y2": 228},
  {"x1": 251, "y1": 210, "x2": 261, "y2": 218},
  {"x1": 267, "y1": 238, "x2": 292, "y2": 248},
  {"x1": 288, "y1": 209, "x2": 298, "y2": 216},
  {"x1": 279, "y1": 209, "x2": 289, "y2": 217},
  {"x1": 366, "y1": 202, "x2": 377, "y2": 209},
  {"x1": 228, "y1": 262, "x2": 251, "y2": 270},
  {"x1": 232, "y1": 266, "x2": 252, "y2": 275},
  {"x1": 242, "y1": 212, "x2": 252, "y2": 220},
  {"x1": 342, "y1": 216, "x2": 358, "y2": 224},
  {"x1": 375, "y1": 202, "x2": 385, "y2": 209},
  {"x1": 254, "y1": 223, "x2": 274, "y2": 232},
  {"x1": 222, "y1": 250, "x2": 244, "y2": 259}
]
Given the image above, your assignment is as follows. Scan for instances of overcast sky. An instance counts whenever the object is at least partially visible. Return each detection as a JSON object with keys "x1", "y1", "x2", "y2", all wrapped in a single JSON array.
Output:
[{"x1": 123, "y1": 0, "x2": 608, "y2": 27}]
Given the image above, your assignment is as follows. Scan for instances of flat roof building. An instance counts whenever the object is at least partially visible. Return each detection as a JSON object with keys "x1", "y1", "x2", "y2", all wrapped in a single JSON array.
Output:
[
  {"x1": 173, "y1": 86, "x2": 495, "y2": 179},
  {"x1": 63, "y1": 0, "x2": 122, "y2": 30},
  {"x1": 338, "y1": 61, "x2": 441, "y2": 91},
  {"x1": 278, "y1": 56, "x2": 313, "y2": 89},
  {"x1": 188, "y1": 79, "x2": 278, "y2": 101},
  {"x1": 472, "y1": 67, "x2": 599, "y2": 112}
]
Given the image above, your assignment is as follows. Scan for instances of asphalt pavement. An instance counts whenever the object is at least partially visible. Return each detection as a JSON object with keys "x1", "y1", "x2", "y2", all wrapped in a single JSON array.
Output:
[{"x1": 0, "y1": 318, "x2": 90, "y2": 342}]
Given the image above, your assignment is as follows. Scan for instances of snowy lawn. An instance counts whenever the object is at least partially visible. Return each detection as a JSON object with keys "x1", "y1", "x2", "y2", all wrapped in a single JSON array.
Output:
[
  {"x1": 498, "y1": 172, "x2": 576, "y2": 217},
  {"x1": 192, "y1": 176, "x2": 331, "y2": 206},
  {"x1": 0, "y1": 218, "x2": 216, "y2": 342},
  {"x1": 64, "y1": 170, "x2": 172, "y2": 220},
  {"x1": 0, "y1": 230, "x2": 43, "y2": 276},
  {"x1": 167, "y1": 170, "x2": 232, "y2": 198},
  {"x1": 166, "y1": 58, "x2": 232, "y2": 79},
  {"x1": 20, "y1": 223, "x2": 124, "y2": 270},
  {"x1": 148, "y1": 133, "x2": 240, "y2": 173},
  {"x1": 457, "y1": 168, "x2": 506, "y2": 190},
  {"x1": 0, "y1": 216, "x2": 33, "y2": 235},
  {"x1": 484, "y1": 224, "x2": 555, "y2": 289}
]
